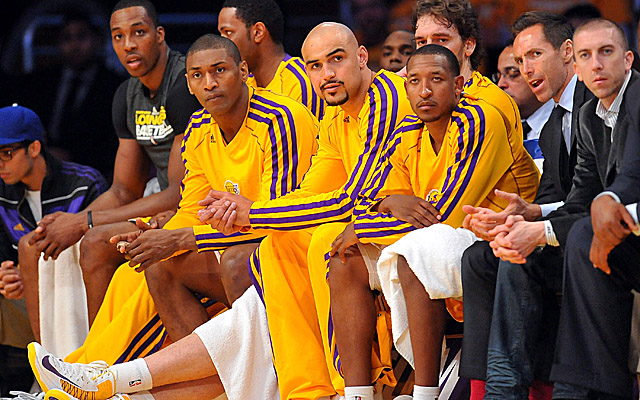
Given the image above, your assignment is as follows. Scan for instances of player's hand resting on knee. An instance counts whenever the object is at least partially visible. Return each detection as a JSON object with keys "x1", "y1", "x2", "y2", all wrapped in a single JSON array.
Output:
[{"x1": 330, "y1": 222, "x2": 360, "y2": 263}]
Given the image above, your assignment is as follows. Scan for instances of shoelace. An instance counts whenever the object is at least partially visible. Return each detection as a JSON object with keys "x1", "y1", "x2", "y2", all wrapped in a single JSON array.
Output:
[
  {"x1": 48, "y1": 357, "x2": 110, "y2": 388},
  {"x1": 1, "y1": 391, "x2": 45, "y2": 399}
]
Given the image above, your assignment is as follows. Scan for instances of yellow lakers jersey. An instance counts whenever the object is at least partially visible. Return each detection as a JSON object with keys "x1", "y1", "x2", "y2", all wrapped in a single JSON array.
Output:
[
  {"x1": 247, "y1": 55, "x2": 325, "y2": 121},
  {"x1": 354, "y1": 94, "x2": 540, "y2": 245},
  {"x1": 247, "y1": 70, "x2": 413, "y2": 231},
  {"x1": 163, "y1": 86, "x2": 319, "y2": 251}
]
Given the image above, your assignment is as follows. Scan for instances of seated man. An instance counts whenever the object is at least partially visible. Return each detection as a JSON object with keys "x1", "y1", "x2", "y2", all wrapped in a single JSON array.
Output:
[
  {"x1": 466, "y1": 18, "x2": 636, "y2": 399},
  {"x1": 28, "y1": 32, "x2": 318, "y2": 400},
  {"x1": 320, "y1": 44, "x2": 538, "y2": 400},
  {"x1": 17, "y1": 0, "x2": 201, "y2": 354},
  {"x1": 145, "y1": 0, "x2": 325, "y2": 342},
  {"x1": 0, "y1": 105, "x2": 106, "y2": 396}
]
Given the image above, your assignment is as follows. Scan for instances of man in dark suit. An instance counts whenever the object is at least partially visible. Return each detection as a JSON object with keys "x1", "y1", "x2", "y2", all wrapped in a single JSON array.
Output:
[
  {"x1": 548, "y1": 20, "x2": 640, "y2": 400},
  {"x1": 458, "y1": 12, "x2": 595, "y2": 398},
  {"x1": 469, "y1": 18, "x2": 635, "y2": 399}
]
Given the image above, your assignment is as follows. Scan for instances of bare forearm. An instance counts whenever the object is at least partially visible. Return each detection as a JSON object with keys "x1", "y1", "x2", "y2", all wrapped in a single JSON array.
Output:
[
  {"x1": 171, "y1": 228, "x2": 198, "y2": 252},
  {"x1": 91, "y1": 186, "x2": 181, "y2": 227}
]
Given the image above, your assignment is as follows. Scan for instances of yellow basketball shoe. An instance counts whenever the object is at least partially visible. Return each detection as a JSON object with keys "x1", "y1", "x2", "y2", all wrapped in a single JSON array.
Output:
[
  {"x1": 28, "y1": 343, "x2": 115, "y2": 400},
  {"x1": 45, "y1": 390, "x2": 131, "y2": 400}
]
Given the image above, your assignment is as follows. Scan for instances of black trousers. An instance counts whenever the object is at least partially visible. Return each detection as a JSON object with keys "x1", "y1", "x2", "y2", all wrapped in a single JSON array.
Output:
[
  {"x1": 460, "y1": 240, "x2": 560, "y2": 382},
  {"x1": 0, "y1": 344, "x2": 34, "y2": 396},
  {"x1": 551, "y1": 216, "x2": 640, "y2": 398}
]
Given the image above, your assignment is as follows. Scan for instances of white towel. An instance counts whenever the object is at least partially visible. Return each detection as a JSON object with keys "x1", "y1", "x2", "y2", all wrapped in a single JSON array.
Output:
[
  {"x1": 376, "y1": 224, "x2": 478, "y2": 366},
  {"x1": 38, "y1": 241, "x2": 89, "y2": 358},
  {"x1": 194, "y1": 288, "x2": 279, "y2": 400}
]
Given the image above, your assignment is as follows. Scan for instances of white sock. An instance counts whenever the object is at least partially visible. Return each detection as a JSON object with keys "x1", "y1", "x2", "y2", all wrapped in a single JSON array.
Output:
[
  {"x1": 129, "y1": 390, "x2": 155, "y2": 400},
  {"x1": 344, "y1": 386, "x2": 374, "y2": 400},
  {"x1": 111, "y1": 358, "x2": 154, "y2": 393},
  {"x1": 413, "y1": 385, "x2": 439, "y2": 400}
]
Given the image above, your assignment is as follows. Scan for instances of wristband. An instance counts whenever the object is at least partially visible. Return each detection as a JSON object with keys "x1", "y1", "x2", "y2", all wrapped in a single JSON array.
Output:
[{"x1": 87, "y1": 211, "x2": 94, "y2": 229}]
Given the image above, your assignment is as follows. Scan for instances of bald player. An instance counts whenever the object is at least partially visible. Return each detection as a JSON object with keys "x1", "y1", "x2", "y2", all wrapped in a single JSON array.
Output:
[
  {"x1": 199, "y1": 22, "x2": 413, "y2": 399},
  {"x1": 380, "y1": 30, "x2": 415, "y2": 72}
]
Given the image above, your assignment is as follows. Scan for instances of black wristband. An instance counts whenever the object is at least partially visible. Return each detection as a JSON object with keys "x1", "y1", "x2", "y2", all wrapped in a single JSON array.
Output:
[{"x1": 87, "y1": 210, "x2": 94, "y2": 229}]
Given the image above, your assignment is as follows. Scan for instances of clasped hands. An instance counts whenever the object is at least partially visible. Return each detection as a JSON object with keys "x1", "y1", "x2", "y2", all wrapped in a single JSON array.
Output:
[{"x1": 463, "y1": 189, "x2": 545, "y2": 264}]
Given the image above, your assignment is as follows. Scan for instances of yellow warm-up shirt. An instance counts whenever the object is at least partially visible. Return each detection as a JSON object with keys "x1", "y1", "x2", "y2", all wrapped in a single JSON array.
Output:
[
  {"x1": 163, "y1": 86, "x2": 319, "y2": 251},
  {"x1": 247, "y1": 55, "x2": 325, "y2": 121},
  {"x1": 247, "y1": 70, "x2": 413, "y2": 230},
  {"x1": 353, "y1": 95, "x2": 540, "y2": 245}
]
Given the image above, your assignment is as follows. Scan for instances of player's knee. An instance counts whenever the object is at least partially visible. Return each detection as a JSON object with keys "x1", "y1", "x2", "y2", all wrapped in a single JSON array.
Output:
[
  {"x1": 144, "y1": 259, "x2": 176, "y2": 289},
  {"x1": 328, "y1": 248, "x2": 366, "y2": 289},
  {"x1": 79, "y1": 226, "x2": 116, "y2": 270},
  {"x1": 219, "y1": 247, "x2": 251, "y2": 283}
]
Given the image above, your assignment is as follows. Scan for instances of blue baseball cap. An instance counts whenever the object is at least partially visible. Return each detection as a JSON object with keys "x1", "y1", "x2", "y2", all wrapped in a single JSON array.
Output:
[{"x1": 0, "y1": 104, "x2": 45, "y2": 146}]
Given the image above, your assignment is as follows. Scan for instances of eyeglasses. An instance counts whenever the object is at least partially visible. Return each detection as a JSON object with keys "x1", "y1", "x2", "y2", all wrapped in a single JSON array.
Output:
[
  {"x1": 491, "y1": 67, "x2": 521, "y2": 84},
  {"x1": 0, "y1": 144, "x2": 29, "y2": 162}
]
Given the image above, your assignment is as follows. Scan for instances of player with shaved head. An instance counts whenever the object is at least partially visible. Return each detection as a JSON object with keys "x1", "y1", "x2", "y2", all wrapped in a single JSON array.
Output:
[{"x1": 197, "y1": 21, "x2": 413, "y2": 399}]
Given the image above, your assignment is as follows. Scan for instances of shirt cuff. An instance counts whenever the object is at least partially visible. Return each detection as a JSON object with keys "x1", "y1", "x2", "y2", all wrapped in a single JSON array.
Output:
[
  {"x1": 544, "y1": 220, "x2": 559, "y2": 247},
  {"x1": 625, "y1": 203, "x2": 640, "y2": 236},
  {"x1": 540, "y1": 201, "x2": 564, "y2": 217},
  {"x1": 594, "y1": 191, "x2": 621, "y2": 204}
]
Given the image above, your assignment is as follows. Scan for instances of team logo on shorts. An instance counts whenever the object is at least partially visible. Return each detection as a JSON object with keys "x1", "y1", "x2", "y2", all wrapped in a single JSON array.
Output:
[
  {"x1": 129, "y1": 379, "x2": 142, "y2": 388},
  {"x1": 426, "y1": 188, "x2": 441, "y2": 204},
  {"x1": 224, "y1": 180, "x2": 240, "y2": 195}
]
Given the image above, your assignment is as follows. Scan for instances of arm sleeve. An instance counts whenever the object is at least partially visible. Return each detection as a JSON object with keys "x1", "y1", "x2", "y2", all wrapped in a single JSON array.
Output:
[
  {"x1": 80, "y1": 169, "x2": 109, "y2": 209},
  {"x1": 0, "y1": 226, "x2": 17, "y2": 264},
  {"x1": 165, "y1": 73, "x2": 203, "y2": 135},
  {"x1": 192, "y1": 103, "x2": 319, "y2": 251},
  {"x1": 163, "y1": 118, "x2": 266, "y2": 251},
  {"x1": 248, "y1": 89, "x2": 399, "y2": 230},
  {"x1": 283, "y1": 59, "x2": 325, "y2": 121},
  {"x1": 112, "y1": 81, "x2": 132, "y2": 139},
  {"x1": 357, "y1": 104, "x2": 516, "y2": 245},
  {"x1": 353, "y1": 130, "x2": 418, "y2": 245}
]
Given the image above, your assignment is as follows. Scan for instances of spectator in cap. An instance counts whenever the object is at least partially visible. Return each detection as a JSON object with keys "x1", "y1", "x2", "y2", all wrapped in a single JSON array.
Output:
[{"x1": 0, "y1": 105, "x2": 106, "y2": 396}]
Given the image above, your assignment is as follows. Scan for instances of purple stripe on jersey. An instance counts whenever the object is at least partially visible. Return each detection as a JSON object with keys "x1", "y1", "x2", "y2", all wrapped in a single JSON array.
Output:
[
  {"x1": 252, "y1": 94, "x2": 300, "y2": 191},
  {"x1": 251, "y1": 215, "x2": 351, "y2": 231},
  {"x1": 130, "y1": 323, "x2": 165, "y2": 361},
  {"x1": 115, "y1": 314, "x2": 161, "y2": 364},
  {"x1": 285, "y1": 63, "x2": 308, "y2": 110},
  {"x1": 247, "y1": 110, "x2": 280, "y2": 198},
  {"x1": 194, "y1": 231, "x2": 254, "y2": 240},
  {"x1": 379, "y1": 73, "x2": 400, "y2": 137},
  {"x1": 283, "y1": 54, "x2": 292, "y2": 62},
  {"x1": 196, "y1": 237, "x2": 263, "y2": 251},
  {"x1": 440, "y1": 102, "x2": 486, "y2": 221},
  {"x1": 147, "y1": 330, "x2": 168, "y2": 357},
  {"x1": 356, "y1": 225, "x2": 415, "y2": 238},
  {"x1": 250, "y1": 202, "x2": 353, "y2": 225},
  {"x1": 248, "y1": 248, "x2": 265, "y2": 305},
  {"x1": 354, "y1": 218, "x2": 408, "y2": 230},
  {"x1": 435, "y1": 108, "x2": 468, "y2": 209}
]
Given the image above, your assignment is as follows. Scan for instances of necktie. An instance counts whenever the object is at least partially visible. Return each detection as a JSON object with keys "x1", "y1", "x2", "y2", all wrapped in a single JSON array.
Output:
[{"x1": 522, "y1": 120, "x2": 532, "y2": 140}]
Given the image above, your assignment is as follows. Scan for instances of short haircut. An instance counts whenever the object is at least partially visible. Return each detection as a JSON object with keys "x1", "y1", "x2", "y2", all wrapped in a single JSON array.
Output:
[
  {"x1": 412, "y1": 0, "x2": 484, "y2": 70},
  {"x1": 407, "y1": 44, "x2": 461, "y2": 76},
  {"x1": 221, "y1": 0, "x2": 284, "y2": 45},
  {"x1": 186, "y1": 34, "x2": 242, "y2": 65},
  {"x1": 512, "y1": 11, "x2": 573, "y2": 50},
  {"x1": 574, "y1": 18, "x2": 630, "y2": 51},
  {"x1": 112, "y1": 0, "x2": 159, "y2": 28}
]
